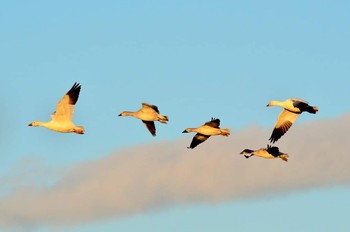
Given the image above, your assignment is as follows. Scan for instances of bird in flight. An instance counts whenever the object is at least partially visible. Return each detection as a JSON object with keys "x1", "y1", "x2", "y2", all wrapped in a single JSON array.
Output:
[
  {"x1": 118, "y1": 102, "x2": 169, "y2": 136},
  {"x1": 240, "y1": 145, "x2": 289, "y2": 162},
  {"x1": 267, "y1": 98, "x2": 318, "y2": 143},
  {"x1": 183, "y1": 117, "x2": 230, "y2": 149},
  {"x1": 28, "y1": 82, "x2": 84, "y2": 134}
]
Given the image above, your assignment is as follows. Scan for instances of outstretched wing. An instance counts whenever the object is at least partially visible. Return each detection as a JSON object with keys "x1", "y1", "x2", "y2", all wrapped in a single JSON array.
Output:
[
  {"x1": 51, "y1": 82, "x2": 81, "y2": 122},
  {"x1": 269, "y1": 110, "x2": 300, "y2": 143},
  {"x1": 204, "y1": 117, "x2": 220, "y2": 128},
  {"x1": 142, "y1": 120, "x2": 156, "y2": 136},
  {"x1": 292, "y1": 98, "x2": 309, "y2": 111},
  {"x1": 142, "y1": 103, "x2": 159, "y2": 113},
  {"x1": 266, "y1": 145, "x2": 280, "y2": 157},
  {"x1": 188, "y1": 133, "x2": 210, "y2": 149},
  {"x1": 292, "y1": 98, "x2": 318, "y2": 114}
]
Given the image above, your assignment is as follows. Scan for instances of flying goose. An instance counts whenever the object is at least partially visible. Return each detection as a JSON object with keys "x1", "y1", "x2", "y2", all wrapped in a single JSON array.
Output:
[
  {"x1": 240, "y1": 145, "x2": 289, "y2": 162},
  {"x1": 28, "y1": 82, "x2": 84, "y2": 134},
  {"x1": 182, "y1": 117, "x2": 230, "y2": 149},
  {"x1": 118, "y1": 103, "x2": 169, "y2": 136},
  {"x1": 267, "y1": 98, "x2": 318, "y2": 143}
]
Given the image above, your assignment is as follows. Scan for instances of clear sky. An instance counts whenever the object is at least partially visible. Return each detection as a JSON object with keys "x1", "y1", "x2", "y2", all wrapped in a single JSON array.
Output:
[{"x1": 1, "y1": 1, "x2": 350, "y2": 231}]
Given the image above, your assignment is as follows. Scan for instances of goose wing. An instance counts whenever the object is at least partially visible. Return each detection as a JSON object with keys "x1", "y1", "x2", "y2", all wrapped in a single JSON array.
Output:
[
  {"x1": 141, "y1": 103, "x2": 159, "y2": 113},
  {"x1": 188, "y1": 133, "x2": 210, "y2": 149},
  {"x1": 51, "y1": 82, "x2": 81, "y2": 122},
  {"x1": 142, "y1": 120, "x2": 156, "y2": 136},
  {"x1": 292, "y1": 98, "x2": 309, "y2": 111},
  {"x1": 204, "y1": 117, "x2": 220, "y2": 128},
  {"x1": 266, "y1": 145, "x2": 280, "y2": 157},
  {"x1": 291, "y1": 98, "x2": 308, "y2": 105},
  {"x1": 269, "y1": 110, "x2": 300, "y2": 143}
]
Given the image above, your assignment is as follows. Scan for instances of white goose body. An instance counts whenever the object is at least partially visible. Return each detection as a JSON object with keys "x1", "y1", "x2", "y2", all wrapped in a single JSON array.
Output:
[
  {"x1": 28, "y1": 82, "x2": 84, "y2": 134},
  {"x1": 268, "y1": 99, "x2": 300, "y2": 113},
  {"x1": 184, "y1": 125, "x2": 229, "y2": 136},
  {"x1": 30, "y1": 121, "x2": 79, "y2": 133},
  {"x1": 119, "y1": 108, "x2": 166, "y2": 122}
]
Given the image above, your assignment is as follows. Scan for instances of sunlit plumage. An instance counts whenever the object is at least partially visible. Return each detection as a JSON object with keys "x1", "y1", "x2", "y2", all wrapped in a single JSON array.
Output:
[
  {"x1": 267, "y1": 98, "x2": 318, "y2": 143},
  {"x1": 182, "y1": 117, "x2": 230, "y2": 149},
  {"x1": 28, "y1": 82, "x2": 85, "y2": 134},
  {"x1": 240, "y1": 145, "x2": 289, "y2": 162},
  {"x1": 118, "y1": 103, "x2": 169, "y2": 136}
]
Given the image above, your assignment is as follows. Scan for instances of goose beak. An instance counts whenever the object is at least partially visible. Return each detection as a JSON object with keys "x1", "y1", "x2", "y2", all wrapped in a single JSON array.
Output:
[
  {"x1": 118, "y1": 113, "x2": 122, "y2": 116},
  {"x1": 182, "y1": 130, "x2": 188, "y2": 133},
  {"x1": 28, "y1": 123, "x2": 33, "y2": 126}
]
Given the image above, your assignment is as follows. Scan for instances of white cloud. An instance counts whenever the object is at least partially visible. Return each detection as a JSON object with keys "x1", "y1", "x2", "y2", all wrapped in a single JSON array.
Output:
[{"x1": 1, "y1": 114, "x2": 350, "y2": 228}]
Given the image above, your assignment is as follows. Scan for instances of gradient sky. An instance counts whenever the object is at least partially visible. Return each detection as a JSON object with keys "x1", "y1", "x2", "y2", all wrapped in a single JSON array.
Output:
[{"x1": 1, "y1": 1, "x2": 350, "y2": 231}]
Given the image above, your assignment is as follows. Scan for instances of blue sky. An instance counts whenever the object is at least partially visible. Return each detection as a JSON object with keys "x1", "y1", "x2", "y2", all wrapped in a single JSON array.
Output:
[{"x1": 1, "y1": 1, "x2": 350, "y2": 231}]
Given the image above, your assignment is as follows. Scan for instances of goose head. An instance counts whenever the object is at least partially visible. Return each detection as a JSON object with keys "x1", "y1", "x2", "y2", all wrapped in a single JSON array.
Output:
[
  {"x1": 182, "y1": 128, "x2": 197, "y2": 133},
  {"x1": 118, "y1": 111, "x2": 135, "y2": 117},
  {"x1": 239, "y1": 149, "x2": 254, "y2": 154},
  {"x1": 266, "y1": 100, "x2": 275, "y2": 107},
  {"x1": 28, "y1": 121, "x2": 41, "y2": 127}
]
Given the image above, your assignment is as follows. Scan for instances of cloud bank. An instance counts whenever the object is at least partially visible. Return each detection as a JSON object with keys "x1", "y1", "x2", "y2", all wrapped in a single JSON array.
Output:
[{"x1": 1, "y1": 114, "x2": 350, "y2": 228}]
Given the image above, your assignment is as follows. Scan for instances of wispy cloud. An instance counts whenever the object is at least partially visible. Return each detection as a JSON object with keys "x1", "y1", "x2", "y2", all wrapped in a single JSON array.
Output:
[{"x1": 1, "y1": 114, "x2": 350, "y2": 228}]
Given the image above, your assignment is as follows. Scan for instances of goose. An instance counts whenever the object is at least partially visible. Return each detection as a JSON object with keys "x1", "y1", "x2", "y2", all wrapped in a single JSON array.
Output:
[
  {"x1": 28, "y1": 82, "x2": 84, "y2": 134},
  {"x1": 182, "y1": 117, "x2": 230, "y2": 149},
  {"x1": 240, "y1": 145, "x2": 289, "y2": 162},
  {"x1": 267, "y1": 98, "x2": 318, "y2": 143},
  {"x1": 118, "y1": 103, "x2": 169, "y2": 136}
]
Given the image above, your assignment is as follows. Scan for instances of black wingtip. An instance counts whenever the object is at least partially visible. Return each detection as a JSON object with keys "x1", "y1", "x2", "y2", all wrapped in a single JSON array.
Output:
[
  {"x1": 268, "y1": 129, "x2": 282, "y2": 144},
  {"x1": 67, "y1": 82, "x2": 81, "y2": 105}
]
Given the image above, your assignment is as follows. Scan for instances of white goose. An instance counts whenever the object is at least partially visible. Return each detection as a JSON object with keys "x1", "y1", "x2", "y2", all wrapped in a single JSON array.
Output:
[
  {"x1": 240, "y1": 145, "x2": 289, "y2": 162},
  {"x1": 28, "y1": 82, "x2": 84, "y2": 134},
  {"x1": 118, "y1": 103, "x2": 169, "y2": 136},
  {"x1": 267, "y1": 98, "x2": 318, "y2": 143},
  {"x1": 182, "y1": 117, "x2": 230, "y2": 149}
]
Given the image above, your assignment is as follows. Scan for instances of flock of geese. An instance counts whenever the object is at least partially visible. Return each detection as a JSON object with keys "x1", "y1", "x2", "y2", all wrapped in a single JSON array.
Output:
[{"x1": 28, "y1": 82, "x2": 319, "y2": 162}]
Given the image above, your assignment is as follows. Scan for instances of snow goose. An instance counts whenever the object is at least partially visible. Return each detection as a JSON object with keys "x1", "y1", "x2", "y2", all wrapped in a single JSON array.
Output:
[
  {"x1": 28, "y1": 82, "x2": 84, "y2": 134},
  {"x1": 240, "y1": 145, "x2": 289, "y2": 162},
  {"x1": 267, "y1": 98, "x2": 318, "y2": 143},
  {"x1": 182, "y1": 117, "x2": 230, "y2": 149},
  {"x1": 118, "y1": 103, "x2": 169, "y2": 136}
]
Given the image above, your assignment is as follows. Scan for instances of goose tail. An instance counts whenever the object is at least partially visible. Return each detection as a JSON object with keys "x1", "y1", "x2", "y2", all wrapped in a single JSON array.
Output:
[
  {"x1": 306, "y1": 106, "x2": 318, "y2": 114},
  {"x1": 279, "y1": 153, "x2": 289, "y2": 162},
  {"x1": 74, "y1": 126, "x2": 85, "y2": 134},
  {"x1": 159, "y1": 115, "x2": 169, "y2": 124},
  {"x1": 221, "y1": 128, "x2": 230, "y2": 136}
]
